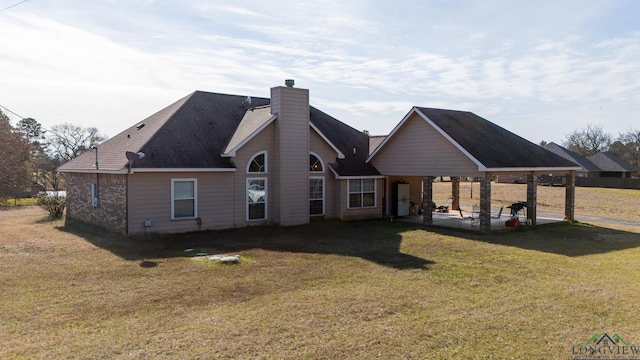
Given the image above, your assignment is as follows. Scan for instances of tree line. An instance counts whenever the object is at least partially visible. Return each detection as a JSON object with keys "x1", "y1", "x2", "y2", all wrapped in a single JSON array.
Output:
[
  {"x1": 541, "y1": 124, "x2": 640, "y2": 167},
  {"x1": 0, "y1": 109, "x2": 106, "y2": 200}
]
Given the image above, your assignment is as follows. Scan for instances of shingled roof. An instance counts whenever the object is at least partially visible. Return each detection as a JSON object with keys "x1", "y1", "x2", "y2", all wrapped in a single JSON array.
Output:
[
  {"x1": 58, "y1": 90, "x2": 379, "y2": 177},
  {"x1": 543, "y1": 142, "x2": 600, "y2": 171},
  {"x1": 368, "y1": 107, "x2": 580, "y2": 171},
  {"x1": 588, "y1": 152, "x2": 639, "y2": 172}
]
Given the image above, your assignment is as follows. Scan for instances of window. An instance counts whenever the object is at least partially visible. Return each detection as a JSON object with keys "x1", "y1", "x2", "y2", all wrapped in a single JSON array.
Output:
[
  {"x1": 247, "y1": 178, "x2": 267, "y2": 220},
  {"x1": 247, "y1": 151, "x2": 267, "y2": 173},
  {"x1": 309, "y1": 153, "x2": 323, "y2": 172},
  {"x1": 309, "y1": 177, "x2": 324, "y2": 216},
  {"x1": 91, "y1": 183, "x2": 99, "y2": 208},
  {"x1": 348, "y1": 179, "x2": 376, "y2": 208},
  {"x1": 172, "y1": 179, "x2": 197, "y2": 219}
]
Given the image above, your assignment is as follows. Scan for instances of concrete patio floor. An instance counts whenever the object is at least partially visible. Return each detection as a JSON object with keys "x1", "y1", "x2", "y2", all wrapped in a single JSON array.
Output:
[{"x1": 395, "y1": 206, "x2": 566, "y2": 232}]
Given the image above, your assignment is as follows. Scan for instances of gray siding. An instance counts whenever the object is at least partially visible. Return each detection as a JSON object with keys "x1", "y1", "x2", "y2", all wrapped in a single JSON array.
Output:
[
  {"x1": 127, "y1": 172, "x2": 235, "y2": 235},
  {"x1": 371, "y1": 113, "x2": 481, "y2": 177},
  {"x1": 233, "y1": 122, "x2": 275, "y2": 226},
  {"x1": 309, "y1": 129, "x2": 340, "y2": 219},
  {"x1": 271, "y1": 86, "x2": 310, "y2": 226},
  {"x1": 338, "y1": 178, "x2": 384, "y2": 221}
]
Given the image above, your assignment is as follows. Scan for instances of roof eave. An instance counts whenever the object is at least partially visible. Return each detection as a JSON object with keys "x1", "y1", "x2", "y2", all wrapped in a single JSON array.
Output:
[
  {"x1": 221, "y1": 114, "x2": 277, "y2": 158},
  {"x1": 310, "y1": 122, "x2": 345, "y2": 159},
  {"x1": 57, "y1": 168, "x2": 129, "y2": 174},
  {"x1": 130, "y1": 168, "x2": 237, "y2": 173},
  {"x1": 483, "y1": 166, "x2": 583, "y2": 172}
]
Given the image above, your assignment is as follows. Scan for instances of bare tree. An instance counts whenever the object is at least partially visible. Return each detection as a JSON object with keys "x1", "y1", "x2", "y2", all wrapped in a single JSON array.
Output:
[
  {"x1": 0, "y1": 110, "x2": 32, "y2": 200},
  {"x1": 48, "y1": 123, "x2": 107, "y2": 162},
  {"x1": 563, "y1": 124, "x2": 612, "y2": 157},
  {"x1": 610, "y1": 128, "x2": 640, "y2": 167}
]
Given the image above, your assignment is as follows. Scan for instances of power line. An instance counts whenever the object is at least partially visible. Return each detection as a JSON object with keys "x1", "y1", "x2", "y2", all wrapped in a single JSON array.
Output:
[
  {"x1": 0, "y1": 103, "x2": 54, "y2": 133},
  {"x1": 0, "y1": 103, "x2": 25, "y2": 119},
  {"x1": 0, "y1": 0, "x2": 29, "y2": 12}
]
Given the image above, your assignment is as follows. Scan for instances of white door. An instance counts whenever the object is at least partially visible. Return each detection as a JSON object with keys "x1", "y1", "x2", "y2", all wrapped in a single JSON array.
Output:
[{"x1": 397, "y1": 183, "x2": 410, "y2": 216}]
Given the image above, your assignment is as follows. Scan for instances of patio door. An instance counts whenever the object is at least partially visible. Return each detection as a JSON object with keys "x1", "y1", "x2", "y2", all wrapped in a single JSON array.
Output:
[{"x1": 397, "y1": 183, "x2": 410, "y2": 216}]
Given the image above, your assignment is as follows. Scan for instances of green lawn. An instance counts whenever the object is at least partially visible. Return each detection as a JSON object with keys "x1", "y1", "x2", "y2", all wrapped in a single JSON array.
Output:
[{"x1": 2, "y1": 206, "x2": 640, "y2": 359}]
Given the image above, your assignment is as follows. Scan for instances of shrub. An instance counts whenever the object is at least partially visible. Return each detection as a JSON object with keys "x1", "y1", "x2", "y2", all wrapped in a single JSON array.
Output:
[{"x1": 37, "y1": 194, "x2": 66, "y2": 218}]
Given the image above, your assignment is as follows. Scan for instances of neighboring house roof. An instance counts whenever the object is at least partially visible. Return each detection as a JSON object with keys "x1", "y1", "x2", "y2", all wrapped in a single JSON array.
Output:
[
  {"x1": 58, "y1": 91, "x2": 379, "y2": 177},
  {"x1": 587, "y1": 152, "x2": 639, "y2": 172},
  {"x1": 543, "y1": 142, "x2": 600, "y2": 171},
  {"x1": 368, "y1": 107, "x2": 580, "y2": 171}
]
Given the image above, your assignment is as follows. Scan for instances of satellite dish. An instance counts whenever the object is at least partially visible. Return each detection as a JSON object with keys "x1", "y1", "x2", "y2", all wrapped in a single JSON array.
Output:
[
  {"x1": 242, "y1": 96, "x2": 252, "y2": 108},
  {"x1": 125, "y1": 151, "x2": 145, "y2": 172}
]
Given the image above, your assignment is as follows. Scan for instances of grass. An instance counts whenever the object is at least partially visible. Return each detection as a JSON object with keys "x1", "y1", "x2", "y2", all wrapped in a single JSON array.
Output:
[
  {"x1": 2, "y1": 205, "x2": 640, "y2": 359},
  {"x1": 0, "y1": 197, "x2": 38, "y2": 207}
]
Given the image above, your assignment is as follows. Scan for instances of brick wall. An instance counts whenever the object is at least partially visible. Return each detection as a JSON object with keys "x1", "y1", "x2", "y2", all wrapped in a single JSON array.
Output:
[{"x1": 66, "y1": 173, "x2": 128, "y2": 234}]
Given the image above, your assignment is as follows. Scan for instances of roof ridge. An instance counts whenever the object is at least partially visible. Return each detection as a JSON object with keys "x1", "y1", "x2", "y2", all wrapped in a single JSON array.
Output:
[{"x1": 136, "y1": 92, "x2": 196, "y2": 157}]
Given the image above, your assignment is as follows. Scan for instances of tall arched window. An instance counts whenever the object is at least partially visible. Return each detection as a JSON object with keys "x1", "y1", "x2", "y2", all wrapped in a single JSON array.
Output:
[
  {"x1": 309, "y1": 152, "x2": 324, "y2": 216},
  {"x1": 247, "y1": 151, "x2": 267, "y2": 221}
]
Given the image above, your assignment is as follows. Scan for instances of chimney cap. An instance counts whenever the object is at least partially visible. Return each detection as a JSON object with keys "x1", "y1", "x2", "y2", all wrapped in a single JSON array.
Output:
[{"x1": 285, "y1": 79, "x2": 295, "y2": 87}]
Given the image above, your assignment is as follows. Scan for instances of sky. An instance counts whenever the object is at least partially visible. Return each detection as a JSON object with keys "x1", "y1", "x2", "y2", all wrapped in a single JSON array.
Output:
[{"x1": 1, "y1": 0, "x2": 639, "y2": 145}]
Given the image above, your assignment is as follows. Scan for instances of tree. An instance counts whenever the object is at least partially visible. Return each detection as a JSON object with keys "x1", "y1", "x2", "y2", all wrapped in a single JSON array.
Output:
[
  {"x1": 17, "y1": 117, "x2": 45, "y2": 143},
  {"x1": 563, "y1": 124, "x2": 612, "y2": 157},
  {"x1": 48, "y1": 123, "x2": 107, "y2": 162},
  {"x1": 609, "y1": 128, "x2": 640, "y2": 167},
  {"x1": 0, "y1": 110, "x2": 32, "y2": 200}
]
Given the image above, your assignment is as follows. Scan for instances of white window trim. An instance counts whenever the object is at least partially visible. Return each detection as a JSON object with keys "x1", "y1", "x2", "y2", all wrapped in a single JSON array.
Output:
[
  {"x1": 246, "y1": 177, "x2": 267, "y2": 221},
  {"x1": 309, "y1": 176, "x2": 325, "y2": 216},
  {"x1": 309, "y1": 152, "x2": 325, "y2": 173},
  {"x1": 246, "y1": 151, "x2": 268, "y2": 174},
  {"x1": 171, "y1": 178, "x2": 198, "y2": 220},
  {"x1": 347, "y1": 178, "x2": 377, "y2": 209}
]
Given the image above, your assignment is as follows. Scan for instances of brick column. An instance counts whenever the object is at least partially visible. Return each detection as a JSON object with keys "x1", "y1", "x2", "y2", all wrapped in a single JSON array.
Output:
[
  {"x1": 526, "y1": 172, "x2": 537, "y2": 226},
  {"x1": 479, "y1": 175, "x2": 491, "y2": 232},
  {"x1": 565, "y1": 170, "x2": 576, "y2": 222},
  {"x1": 451, "y1": 177, "x2": 460, "y2": 210},
  {"x1": 422, "y1": 176, "x2": 434, "y2": 225}
]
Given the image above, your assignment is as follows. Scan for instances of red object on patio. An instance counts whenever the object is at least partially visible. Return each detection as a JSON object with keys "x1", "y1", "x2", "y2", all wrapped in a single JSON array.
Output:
[{"x1": 505, "y1": 218, "x2": 521, "y2": 227}]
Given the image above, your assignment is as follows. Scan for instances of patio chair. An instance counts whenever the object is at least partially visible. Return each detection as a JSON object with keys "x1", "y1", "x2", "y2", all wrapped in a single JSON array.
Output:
[
  {"x1": 434, "y1": 195, "x2": 454, "y2": 213},
  {"x1": 491, "y1": 206, "x2": 504, "y2": 228},
  {"x1": 458, "y1": 208, "x2": 478, "y2": 228},
  {"x1": 491, "y1": 206, "x2": 504, "y2": 219}
]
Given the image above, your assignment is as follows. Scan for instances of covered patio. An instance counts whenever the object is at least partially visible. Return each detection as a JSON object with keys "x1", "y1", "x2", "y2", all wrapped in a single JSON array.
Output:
[
  {"x1": 368, "y1": 107, "x2": 581, "y2": 232},
  {"x1": 398, "y1": 203, "x2": 565, "y2": 230}
]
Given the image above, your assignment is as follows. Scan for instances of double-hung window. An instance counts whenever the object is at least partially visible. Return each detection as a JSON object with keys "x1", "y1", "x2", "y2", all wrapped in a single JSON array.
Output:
[
  {"x1": 348, "y1": 179, "x2": 376, "y2": 209},
  {"x1": 309, "y1": 177, "x2": 324, "y2": 216},
  {"x1": 172, "y1": 179, "x2": 197, "y2": 219}
]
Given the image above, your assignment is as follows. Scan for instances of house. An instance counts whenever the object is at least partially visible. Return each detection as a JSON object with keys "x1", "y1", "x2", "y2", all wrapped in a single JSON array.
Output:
[
  {"x1": 58, "y1": 81, "x2": 580, "y2": 234},
  {"x1": 58, "y1": 81, "x2": 382, "y2": 235},
  {"x1": 543, "y1": 142, "x2": 601, "y2": 177},
  {"x1": 587, "y1": 151, "x2": 638, "y2": 178}
]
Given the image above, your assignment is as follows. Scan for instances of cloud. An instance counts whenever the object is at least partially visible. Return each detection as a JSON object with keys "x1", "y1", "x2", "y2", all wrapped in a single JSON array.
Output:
[{"x1": 1, "y1": 0, "x2": 639, "y2": 143}]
